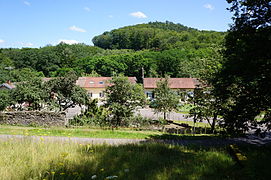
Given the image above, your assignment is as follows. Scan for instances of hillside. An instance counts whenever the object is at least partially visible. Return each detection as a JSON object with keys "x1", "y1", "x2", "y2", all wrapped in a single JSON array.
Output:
[
  {"x1": 92, "y1": 21, "x2": 226, "y2": 50},
  {"x1": 0, "y1": 21, "x2": 224, "y2": 83}
]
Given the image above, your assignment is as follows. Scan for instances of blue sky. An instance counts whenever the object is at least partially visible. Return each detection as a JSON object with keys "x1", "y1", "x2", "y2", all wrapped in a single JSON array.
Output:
[{"x1": 0, "y1": 0, "x2": 233, "y2": 48}]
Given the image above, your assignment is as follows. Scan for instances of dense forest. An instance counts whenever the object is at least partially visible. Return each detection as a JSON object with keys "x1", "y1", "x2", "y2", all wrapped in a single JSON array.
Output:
[
  {"x1": 0, "y1": 21, "x2": 225, "y2": 83},
  {"x1": 93, "y1": 21, "x2": 225, "y2": 50}
]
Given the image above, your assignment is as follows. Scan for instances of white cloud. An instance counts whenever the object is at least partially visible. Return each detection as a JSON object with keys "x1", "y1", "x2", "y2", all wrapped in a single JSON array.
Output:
[
  {"x1": 69, "y1": 25, "x2": 87, "y2": 33},
  {"x1": 0, "y1": 39, "x2": 5, "y2": 44},
  {"x1": 24, "y1": 1, "x2": 31, "y2": 6},
  {"x1": 130, "y1": 11, "x2": 147, "y2": 19},
  {"x1": 204, "y1": 4, "x2": 214, "y2": 10},
  {"x1": 84, "y1": 7, "x2": 90, "y2": 12},
  {"x1": 108, "y1": 15, "x2": 113, "y2": 18},
  {"x1": 58, "y1": 39, "x2": 79, "y2": 45}
]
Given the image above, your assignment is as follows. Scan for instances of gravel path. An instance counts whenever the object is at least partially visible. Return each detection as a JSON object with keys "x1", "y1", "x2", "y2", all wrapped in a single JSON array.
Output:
[{"x1": 1, "y1": 134, "x2": 271, "y2": 146}]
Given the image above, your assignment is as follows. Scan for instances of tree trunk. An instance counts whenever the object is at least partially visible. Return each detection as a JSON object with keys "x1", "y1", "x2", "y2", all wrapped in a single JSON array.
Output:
[
  {"x1": 164, "y1": 112, "x2": 166, "y2": 121},
  {"x1": 211, "y1": 114, "x2": 217, "y2": 134}
]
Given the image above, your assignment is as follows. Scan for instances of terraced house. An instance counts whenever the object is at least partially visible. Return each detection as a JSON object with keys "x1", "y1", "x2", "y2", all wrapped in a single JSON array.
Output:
[
  {"x1": 143, "y1": 78, "x2": 199, "y2": 101},
  {"x1": 76, "y1": 77, "x2": 137, "y2": 99}
]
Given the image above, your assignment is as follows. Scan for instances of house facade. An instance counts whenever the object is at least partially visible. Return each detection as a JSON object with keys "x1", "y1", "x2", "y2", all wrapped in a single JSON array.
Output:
[
  {"x1": 143, "y1": 78, "x2": 199, "y2": 101},
  {"x1": 76, "y1": 77, "x2": 137, "y2": 99}
]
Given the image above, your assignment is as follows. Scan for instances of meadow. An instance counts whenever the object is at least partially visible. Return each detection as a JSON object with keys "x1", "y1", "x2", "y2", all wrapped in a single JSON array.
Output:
[
  {"x1": 0, "y1": 125, "x2": 216, "y2": 140},
  {"x1": 0, "y1": 138, "x2": 270, "y2": 180},
  {"x1": 0, "y1": 125, "x2": 163, "y2": 139}
]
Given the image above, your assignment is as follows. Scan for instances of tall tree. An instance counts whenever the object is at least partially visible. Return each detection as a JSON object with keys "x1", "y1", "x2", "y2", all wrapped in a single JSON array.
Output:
[
  {"x1": 104, "y1": 75, "x2": 146, "y2": 126},
  {"x1": 214, "y1": 0, "x2": 271, "y2": 134},
  {"x1": 152, "y1": 77, "x2": 179, "y2": 121},
  {"x1": 45, "y1": 71, "x2": 89, "y2": 111},
  {"x1": 189, "y1": 85, "x2": 221, "y2": 133},
  {"x1": 11, "y1": 78, "x2": 46, "y2": 110}
]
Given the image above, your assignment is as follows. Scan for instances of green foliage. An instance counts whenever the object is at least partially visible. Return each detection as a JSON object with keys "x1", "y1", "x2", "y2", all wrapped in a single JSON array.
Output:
[
  {"x1": 0, "y1": 21, "x2": 226, "y2": 84},
  {"x1": 71, "y1": 99, "x2": 109, "y2": 127},
  {"x1": 45, "y1": 71, "x2": 89, "y2": 111},
  {"x1": 0, "y1": 22, "x2": 225, "y2": 80},
  {"x1": 104, "y1": 75, "x2": 146, "y2": 126},
  {"x1": 189, "y1": 85, "x2": 221, "y2": 133},
  {"x1": 0, "y1": 90, "x2": 11, "y2": 111},
  {"x1": 0, "y1": 67, "x2": 44, "y2": 84},
  {"x1": 213, "y1": 0, "x2": 271, "y2": 134},
  {"x1": 11, "y1": 78, "x2": 46, "y2": 110},
  {"x1": 92, "y1": 21, "x2": 225, "y2": 51},
  {"x1": 152, "y1": 77, "x2": 179, "y2": 120},
  {"x1": 127, "y1": 115, "x2": 164, "y2": 128},
  {"x1": 1, "y1": 43, "x2": 104, "y2": 77}
]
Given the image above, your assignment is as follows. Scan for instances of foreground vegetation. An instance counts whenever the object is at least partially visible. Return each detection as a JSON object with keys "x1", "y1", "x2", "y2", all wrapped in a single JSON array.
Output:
[
  {"x1": 0, "y1": 125, "x2": 164, "y2": 139},
  {"x1": 0, "y1": 139, "x2": 270, "y2": 180},
  {"x1": 0, "y1": 125, "x2": 217, "y2": 140}
]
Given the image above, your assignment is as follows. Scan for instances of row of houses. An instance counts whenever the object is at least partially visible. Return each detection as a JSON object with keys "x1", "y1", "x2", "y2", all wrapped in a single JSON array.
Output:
[
  {"x1": 0, "y1": 77, "x2": 199, "y2": 101},
  {"x1": 76, "y1": 77, "x2": 199, "y2": 100}
]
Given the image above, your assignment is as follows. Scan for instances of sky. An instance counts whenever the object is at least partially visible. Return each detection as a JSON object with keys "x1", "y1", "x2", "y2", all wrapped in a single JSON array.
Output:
[{"x1": 0, "y1": 0, "x2": 233, "y2": 48}]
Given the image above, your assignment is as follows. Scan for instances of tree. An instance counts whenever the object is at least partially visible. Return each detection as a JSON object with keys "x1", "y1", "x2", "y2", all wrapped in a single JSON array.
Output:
[
  {"x1": 92, "y1": 21, "x2": 225, "y2": 51},
  {"x1": 0, "y1": 90, "x2": 11, "y2": 112},
  {"x1": 189, "y1": 47, "x2": 223, "y2": 133},
  {"x1": 189, "y1": 85, "x2": 221, "y2": 133},
  {"x1": 45, "y1": 71, "x2": 89, "y2": 111},
  {"x1": 213, "y1": 0, "x2": 271, "y2": 134},
  {"x1": 152, "y1": 77, "x2": 179, "y2": 121},
  {"x1": 104, "y1": 75, "x2": 146, "y2": 126},
  {"x1": 11, "y1": 78, "x2": 46, "y2": 110}
]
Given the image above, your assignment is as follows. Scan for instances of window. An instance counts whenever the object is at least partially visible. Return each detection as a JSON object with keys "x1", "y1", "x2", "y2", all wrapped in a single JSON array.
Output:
[
  {"x1": 89, "y1": 81, "x2": 94, "y2": 84},
  {"x1": 146, "y1": 92, "x2": 154, "y2": 99},
  {"x1": 88, "y1": 92, "x2": 93, "y2": 97},
  {"x1": 99, "y1": 81, "x2": 104, "y2": 84}
]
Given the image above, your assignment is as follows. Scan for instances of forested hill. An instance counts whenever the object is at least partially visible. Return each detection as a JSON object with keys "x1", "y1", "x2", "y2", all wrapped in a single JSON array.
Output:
[
  {"x1": 92, "y1": 21, "x2": 226, "y2": 50},
  {"x1": 139, "y1": 21, "x2": 197, "y2": 32},
  {"x1": 0, "y1": 21, "x2": 224, "y2": 83}
]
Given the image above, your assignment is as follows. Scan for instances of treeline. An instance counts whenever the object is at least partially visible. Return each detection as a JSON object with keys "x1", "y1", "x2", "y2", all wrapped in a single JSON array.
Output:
[
  {"x1": 93, "y1": 21, "x2": 225, "y2": 50},
  {"x1": 0, "y1": 46, "x2": 221, "y2": 83},
  {"x1": 0, "y1": 21, "x2": 224, "y2": 83}
]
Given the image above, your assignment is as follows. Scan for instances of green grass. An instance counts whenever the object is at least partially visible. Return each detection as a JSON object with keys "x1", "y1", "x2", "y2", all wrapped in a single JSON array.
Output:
[
  {"x1": 1, "y1": 139, "x2": 270, "y2": 180},
  {"x1": 0, "y1": 125, "x2": 221, "y2": 141},
  {"x1": 0, "y1": 125, "x2": 164, "y2": 139},
  {"x1": 174, "y1": 120, "x2": 211, "y2": 128}
]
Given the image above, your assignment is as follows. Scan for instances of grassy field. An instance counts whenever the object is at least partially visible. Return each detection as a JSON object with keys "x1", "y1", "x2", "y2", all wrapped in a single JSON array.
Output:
[
  {"x1": 0, "y1": 125, "x2": 217, "y2": 139},
  {"x1": 0, "y1": 125, "x2": 164, "y2": 139},
  {"x1": 0, "y1": 139, "x2": 270, "y2": 180}
]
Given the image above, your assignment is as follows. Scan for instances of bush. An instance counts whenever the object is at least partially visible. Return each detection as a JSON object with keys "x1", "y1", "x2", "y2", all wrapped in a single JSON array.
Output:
[
  {"x1": 126, "y1": 115, "x2": 151, "y2": 127},
  {"x1": 127, "y1": 115, "x2": 167, "y2": 128},
  {"x1": 70, "y1": 114, "x2": 109, "y2": 127}
]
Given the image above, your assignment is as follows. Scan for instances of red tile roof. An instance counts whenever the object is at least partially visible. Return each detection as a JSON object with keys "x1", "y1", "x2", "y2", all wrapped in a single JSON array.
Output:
[
  {"x1": 76, "y1": 77, "x2": 137, "y2": 88},
  {"x1": 143, "y1": 78, "x2": 199, "y2": 89}
]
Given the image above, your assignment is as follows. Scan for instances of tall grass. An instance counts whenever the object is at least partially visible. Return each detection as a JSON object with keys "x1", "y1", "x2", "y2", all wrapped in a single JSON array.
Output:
[
  {"x1": 0, "y1": 139, "x2": 270, "y2": 180},
  {"x1": 0, "y1": 138, "x2": 232, "y2": 180}
]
